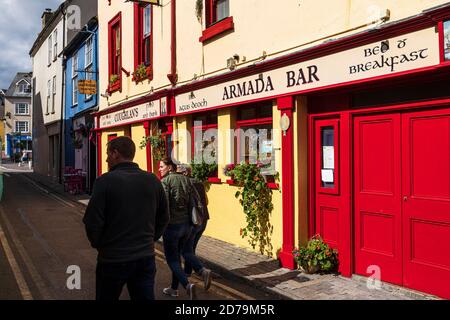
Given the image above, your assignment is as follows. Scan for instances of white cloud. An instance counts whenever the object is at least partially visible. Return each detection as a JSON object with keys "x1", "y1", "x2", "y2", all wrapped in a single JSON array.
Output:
[{"x1": 0, "y1": 0, "x2": 62, "y2": 89}]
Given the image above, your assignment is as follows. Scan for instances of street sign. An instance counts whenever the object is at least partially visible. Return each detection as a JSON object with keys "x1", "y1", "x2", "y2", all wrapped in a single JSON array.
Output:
[{"x1": 78, "y1": 80, "x2": 97, "y2": 95}]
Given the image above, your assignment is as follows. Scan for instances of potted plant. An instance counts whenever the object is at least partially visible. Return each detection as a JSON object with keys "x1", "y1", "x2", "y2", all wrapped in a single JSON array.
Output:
[{"x1": 292, "y1": 235, "x2": 339, "y2": 274}]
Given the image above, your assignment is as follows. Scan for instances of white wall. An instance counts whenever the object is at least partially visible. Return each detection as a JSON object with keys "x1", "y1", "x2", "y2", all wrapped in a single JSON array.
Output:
[{"x1": 32, "y1": 18, "x2": 65, "y2": 125}]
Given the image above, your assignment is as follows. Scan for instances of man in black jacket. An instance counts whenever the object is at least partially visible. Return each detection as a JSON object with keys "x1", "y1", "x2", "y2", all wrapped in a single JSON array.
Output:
[{"x1": 83, "y1": 136, "x2": 169, "y2": 300}]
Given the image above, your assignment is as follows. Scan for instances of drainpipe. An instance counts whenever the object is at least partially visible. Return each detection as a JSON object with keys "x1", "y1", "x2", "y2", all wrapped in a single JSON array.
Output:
[
  {"x1": 167, "y1": 0, "x2": 177, "y2": 85},
  {"x1": 59, "y1": 9, "x2": 67, "y2": 184}
]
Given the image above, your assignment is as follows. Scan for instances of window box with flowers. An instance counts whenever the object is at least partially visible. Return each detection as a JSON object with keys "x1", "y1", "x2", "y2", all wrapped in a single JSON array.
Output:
[
  {"x1": 292, "y1": 235, "x2": 339, "y2": 274},
  {"x1": 109, "y1": 74, "x2": 120, "y2": 92},
  {"x1": 132, "y1": 63, "x2": 152, "y2": 83}
]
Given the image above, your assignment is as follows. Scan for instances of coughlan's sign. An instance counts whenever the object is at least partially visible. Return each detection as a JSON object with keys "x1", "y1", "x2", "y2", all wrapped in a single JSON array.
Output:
[
  {"x1": 99, "y1": 100, "x2": 161, "y2": 128},
  {"x1": 175, "y1": 27, "x2": 440, "y2": 114}
]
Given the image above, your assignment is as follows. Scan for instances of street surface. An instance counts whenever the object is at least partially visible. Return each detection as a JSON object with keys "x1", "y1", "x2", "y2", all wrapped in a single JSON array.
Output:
[{"x1": 0, "y1": 172, "x2": 277, "y2": 300}]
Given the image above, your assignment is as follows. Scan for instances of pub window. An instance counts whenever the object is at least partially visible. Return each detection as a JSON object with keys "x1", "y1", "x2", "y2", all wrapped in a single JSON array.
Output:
[
  {"x1": 192, "y1": 111, "x2": 218, "y2": 177},
  {"x1": 236, "y1": 103, "x2": 275, "y2": 178}
]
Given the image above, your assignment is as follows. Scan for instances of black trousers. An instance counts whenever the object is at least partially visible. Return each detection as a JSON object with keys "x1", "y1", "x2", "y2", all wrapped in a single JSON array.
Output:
[{"x1": 95, "y1": 256, "x2": 156, "y2": 300}]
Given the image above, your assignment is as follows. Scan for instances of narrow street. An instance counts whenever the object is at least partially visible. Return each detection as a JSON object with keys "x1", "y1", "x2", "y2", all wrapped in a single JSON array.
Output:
[{"x1": 0, "y1": 172, "x2": 277, "y2": 300}]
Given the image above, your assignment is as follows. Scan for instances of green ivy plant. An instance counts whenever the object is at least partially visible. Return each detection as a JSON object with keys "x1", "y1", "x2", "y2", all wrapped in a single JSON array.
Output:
[
  {"x1": 230, "y1": 162, "x2": 279, "y2": 256},
  {"x1": 139, "y1": 134, "x2": 166, "y2": 161},
  {"x1": 292, "y1": 235, "x2": 339, "y2": 274}
]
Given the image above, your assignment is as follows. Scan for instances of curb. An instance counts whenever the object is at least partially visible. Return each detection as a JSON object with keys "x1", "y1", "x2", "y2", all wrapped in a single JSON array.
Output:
[{"x1": 23, "y1": 173, "x2": 89, "y2": 210}]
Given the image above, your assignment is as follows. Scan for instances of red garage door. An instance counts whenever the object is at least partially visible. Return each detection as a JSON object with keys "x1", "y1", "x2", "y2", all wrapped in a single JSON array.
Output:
[{"x1": 354, "y1": 109, "x2": 450, "y2": 299}]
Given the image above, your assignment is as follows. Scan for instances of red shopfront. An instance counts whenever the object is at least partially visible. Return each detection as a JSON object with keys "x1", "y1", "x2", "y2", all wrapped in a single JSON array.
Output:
[
  {"x1": 307, "y1": 12, "x2": 450, "y2": 298},
  {"x1": 171, "y1": 7, "x2": 450, "y2": 298}
]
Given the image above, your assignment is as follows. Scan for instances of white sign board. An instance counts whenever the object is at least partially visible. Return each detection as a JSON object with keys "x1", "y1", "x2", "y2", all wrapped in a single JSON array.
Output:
[
  {"x1": 99, "y1": 100, "x2": 160, "y2": 128},
  {"x1": 176, "y1": 28, "x2": 439, "y2": 114}
]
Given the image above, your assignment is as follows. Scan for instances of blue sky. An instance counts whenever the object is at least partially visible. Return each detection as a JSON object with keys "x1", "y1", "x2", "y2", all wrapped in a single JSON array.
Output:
[{"x1": 0, "y1": 0, "x2": 62, "y2": 89}]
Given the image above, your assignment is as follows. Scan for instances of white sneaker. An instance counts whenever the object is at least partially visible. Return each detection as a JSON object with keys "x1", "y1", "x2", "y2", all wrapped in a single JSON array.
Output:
[
  {"x1": 162, "y1": 287, "x2": 179, "y2": 297},
  {"x1": 201, "y1": 269, "x2": 212, "y2": 291},
  {"x1": 186, "y1": 283, "x2": 197, "y2": 300}
]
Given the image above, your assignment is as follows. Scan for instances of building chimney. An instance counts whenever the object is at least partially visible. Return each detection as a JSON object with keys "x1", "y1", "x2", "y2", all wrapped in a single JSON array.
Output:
[{"x1": 41, "y1": 8, "x2": 53, "y2": 29}]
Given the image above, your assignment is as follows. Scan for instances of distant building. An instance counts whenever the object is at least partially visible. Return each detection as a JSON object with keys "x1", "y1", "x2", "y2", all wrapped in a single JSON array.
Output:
[
  {"x1": 29, "y1": 4, "x2": 65, "y2": 180},
  {"x1": 3, "y1": 73, "x2": 32, "y2": 160},
  {"x1": 29, "y1": 0, "x2": 97, "y2": 181}
]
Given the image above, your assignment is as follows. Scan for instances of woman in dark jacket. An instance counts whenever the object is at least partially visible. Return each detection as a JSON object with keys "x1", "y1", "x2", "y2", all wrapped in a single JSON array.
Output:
[
  {"x1": 159, "y1": 158, "x2": 197, "y2": 299},
  {"x1": 178, "y1": 165, "x2": 211, "y2": 290}
]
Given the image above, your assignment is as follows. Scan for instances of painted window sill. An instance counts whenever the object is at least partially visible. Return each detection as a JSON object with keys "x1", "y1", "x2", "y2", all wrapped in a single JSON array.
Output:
[
  {"x1": 199, "y1": 16, "x2": 234, "y2": 43},
  {"x1": 226, "y1": 179, "x2": 279, "y2": 189},
  {"x1": 108, "y1": 81, "x2": 121, "y2": 93},
  {"x1": 207, "y1": 177, "x2": 222, "y2": 184}
]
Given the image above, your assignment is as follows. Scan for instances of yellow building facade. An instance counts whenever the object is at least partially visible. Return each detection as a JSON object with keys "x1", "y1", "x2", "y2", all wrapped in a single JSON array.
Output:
[{"x1": 96, "y1": 0, "x2": 450, "y2": 299}]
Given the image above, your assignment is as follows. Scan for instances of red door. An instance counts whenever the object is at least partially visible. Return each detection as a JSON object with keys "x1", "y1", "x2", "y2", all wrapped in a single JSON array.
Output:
[
  {"x1": 314, "y1": 119, "x2": 341, "y2": 252},
  {"x1": 402, "y1": 109, "x2": 450, "y2": 299},
  {"x1": 353, "y1": 114, "x2": 403, "y2": 285}
]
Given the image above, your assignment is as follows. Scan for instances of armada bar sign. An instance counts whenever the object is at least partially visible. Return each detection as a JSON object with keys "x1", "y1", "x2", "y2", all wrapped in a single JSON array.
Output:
[
  {"x1": 99, "y1": 100, "x2": 160, "y2": 128},
  {"x1": 176, "y1": 28, "x2": 439, "y2": 114}
]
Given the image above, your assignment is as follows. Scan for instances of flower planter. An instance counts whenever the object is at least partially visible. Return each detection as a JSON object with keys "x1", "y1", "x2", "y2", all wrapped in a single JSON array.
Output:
[{"x1": 299, "y1": 264, "x2": 320, "y2": 274}]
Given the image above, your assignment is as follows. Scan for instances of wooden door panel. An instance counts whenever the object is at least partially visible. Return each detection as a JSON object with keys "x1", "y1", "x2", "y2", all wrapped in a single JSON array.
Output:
[
  {"x1": 402, "y1": 109, "x2": 450, "y2": 299},
  {"x1": 354, "y1": 114, "x2": 402, "y2": 285}
]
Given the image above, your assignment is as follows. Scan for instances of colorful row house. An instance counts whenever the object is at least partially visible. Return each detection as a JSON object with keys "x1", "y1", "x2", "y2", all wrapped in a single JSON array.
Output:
[
  {"x1": 94, "y1": 0, "x2": 450, "y2": 299},
  {"x1": 30, "y1": 0, "x2": 98, "y2": 185},
  {"x1": 63, "y1": 17, "x2": 99, "y2": 193}
]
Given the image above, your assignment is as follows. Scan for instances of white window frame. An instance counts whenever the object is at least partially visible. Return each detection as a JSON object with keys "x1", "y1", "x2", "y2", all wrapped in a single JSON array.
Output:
[
  {"x1": 72, "y1": 77, "x2": 78, "y2": 106},
  {"x1": 48, "y1": 35, "x2": 52, "y2": 65},
  {"x1": 17, "y1": 81, "x2": 30, "y2": 94},
  {"x1": 53, "y1": 29, "x2": 58, "y2": 61},
  {"x1": 72, "y1": 51, "x2": 78, "y2": 78},
  {"x1": 52, "y1": 76, "x2": 56, "y2": 113},
  {"x1": 15, "y1": 103, "x2": 29, "y2": 115},
  {"x1": 85, "y1": 36, "x2": 93, "y2": 68},
  {"x1": 47, "y1": 80, "x2": 51, "y2": 114},
  {"x1": 15, "y1": 121, "x2": 29, "y2": 133}
]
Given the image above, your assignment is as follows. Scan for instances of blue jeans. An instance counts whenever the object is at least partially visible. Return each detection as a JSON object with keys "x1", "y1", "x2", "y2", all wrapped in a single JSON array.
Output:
[
  {"x1": 184, "y1": 221, "x2": 208, "y2": 276},
  {"x1": 163, "y1": 222, "x2": 192, "y2": 290},
  {"x1": 95, "y1": 256, "x2": 156, "y2": 300}
]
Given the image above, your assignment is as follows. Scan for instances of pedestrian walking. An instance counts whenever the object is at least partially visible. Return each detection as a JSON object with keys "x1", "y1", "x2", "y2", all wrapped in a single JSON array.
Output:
[
  {"x1": 159, "y1": 158, "x2": 207, "y2": 300},
  {"x1": 83, "y1": 136, "x2": 169, "y2": 300},
  {"x1": 177, "y1": 164, "x2": 211, "y2": 290}
]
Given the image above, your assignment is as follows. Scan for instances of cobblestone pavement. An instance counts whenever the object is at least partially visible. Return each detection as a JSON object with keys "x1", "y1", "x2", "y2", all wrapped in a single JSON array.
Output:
[{"x1": 23, "y1": 171, "x2": 441, "y2": 300}]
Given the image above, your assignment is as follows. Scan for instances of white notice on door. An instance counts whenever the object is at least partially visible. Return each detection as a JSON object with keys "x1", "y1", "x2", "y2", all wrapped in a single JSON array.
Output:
[
  {"x1": 321, "y1": 169, "x2": 334, "y2": 183},
  {"x1": 323, "y1": 146, "x2": 334, "y2": 169}
]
